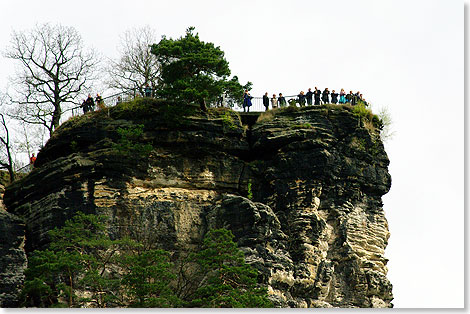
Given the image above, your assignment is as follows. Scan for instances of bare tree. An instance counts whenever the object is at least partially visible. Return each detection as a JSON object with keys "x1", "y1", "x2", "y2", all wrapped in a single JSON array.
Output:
[
  {"x1": 4, "y1": 23, "x2": 100, "y2": 136},
  {"x1": 0, "y1": 108, "x2": 16, "y2": 182},
  {"x1": 107, "y1": 26, "x2": 161, "y2": 97}
]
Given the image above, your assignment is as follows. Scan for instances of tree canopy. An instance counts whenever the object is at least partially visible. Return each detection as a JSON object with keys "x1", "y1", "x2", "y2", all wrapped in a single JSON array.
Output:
[
  {"x1": 151, "y1": 27, "x2": 249, "y2": 111},
  {"x1": 20, "y1": 213, "x2": 272, "y2": 308}
]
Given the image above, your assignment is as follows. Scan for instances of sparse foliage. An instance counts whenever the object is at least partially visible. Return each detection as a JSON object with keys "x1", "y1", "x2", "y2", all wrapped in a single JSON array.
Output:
[
  {"x1": 4, "y1": 23, "x2": 100, "y2": 136},
  {"x1": 377, "y1": 106, "x2": 395, "y2": 142},
  {"x1": 0, "y1": 112, "x2": 16, "y2": 182},
  {"x1": 107, "y1": 26, "x2": 161, "y2": 97}
]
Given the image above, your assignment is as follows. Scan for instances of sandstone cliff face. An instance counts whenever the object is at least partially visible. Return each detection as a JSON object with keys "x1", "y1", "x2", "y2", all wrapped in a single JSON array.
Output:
[
  {"x1": 0, "y1": 190, "x2": 26, "y2": 307},
  {"x1": 3, "y1": 102, "x2": 393, "y2": 307}
]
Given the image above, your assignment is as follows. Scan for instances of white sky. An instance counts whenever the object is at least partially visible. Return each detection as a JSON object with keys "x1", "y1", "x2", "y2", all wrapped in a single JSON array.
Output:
[{"x1": 0, "y1": 0, "x2": 464, "y2": 309}]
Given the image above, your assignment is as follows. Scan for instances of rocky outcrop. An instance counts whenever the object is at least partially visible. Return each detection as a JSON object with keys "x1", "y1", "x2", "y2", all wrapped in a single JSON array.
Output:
[
  {"x1": 3, "y1": 101, "x2": 393, "y2": 307},
  {"x1": 0, "y1": 208, "x2": 26, "y2": 307}
]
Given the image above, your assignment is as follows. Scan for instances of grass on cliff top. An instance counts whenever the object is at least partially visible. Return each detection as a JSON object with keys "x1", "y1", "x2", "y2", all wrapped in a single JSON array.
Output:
[
  {"x1": 59, "y1": 98, "x2": 199, "y2": 134},
  {"x1": 206, "y1": 107, "x2": 242, "y2": 130},
  {"x1": 256, "y1": 103, "x2": 382, "y2": 131}
]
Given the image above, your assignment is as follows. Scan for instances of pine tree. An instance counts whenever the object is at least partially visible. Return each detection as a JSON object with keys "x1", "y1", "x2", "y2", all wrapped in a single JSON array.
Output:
[{"x1": 189, "y1": 229, "x2": 272, "y2": 308}]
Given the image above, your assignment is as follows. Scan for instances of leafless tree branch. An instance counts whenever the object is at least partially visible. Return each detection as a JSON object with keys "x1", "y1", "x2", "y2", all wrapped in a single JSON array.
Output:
[
  {"x1": 106, "y1": 26, "x2": 161, "y2": 96},
  {"x1": 4, "y1": 23, "x2": 100, "y2": 136}
]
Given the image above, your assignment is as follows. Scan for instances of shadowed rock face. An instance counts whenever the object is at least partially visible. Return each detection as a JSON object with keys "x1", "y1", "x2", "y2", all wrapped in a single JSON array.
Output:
[
  {"x1": 3, "y1": 104, "x2": 393, "y2": 307},
  {"x1": 0, "y1": 208, "x2": 26, "y2": 307}
]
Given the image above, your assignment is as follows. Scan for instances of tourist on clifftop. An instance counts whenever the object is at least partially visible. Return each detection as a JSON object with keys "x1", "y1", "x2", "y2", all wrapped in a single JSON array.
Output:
[
  {"x1": 263, "y1": 92, "x2": 270, "y2": 111},
  {"x1": 298, "y1": 91, "x2": 306, "y2": 107},
  {"x1": 144, "y1": 84, "x2": 152, "y2": 98},
  {"x1": 314, "y1": 87, "x2": 321, "y2": 106},
  {"x1": 351, "y1": 91, "x2": 357, "y2": 106},
  {"x1": 278, "y1": 93, "x2": 286, "y2": 107},
  {"x1": 322, "y1": 88, "x2": 330, "y2": 104},
  {"x1": 331, "y1": 90, "x2": 339, "y2": 104},
  {"x1": 339, "y1": 88, "x2": 346, "y2": 104},
  {"x1": 346, "y1": 91, "x2": 353, "y2": 104},
  {"x1": 306, "y1": 88, "x2": 313, "y2": 106},
  {"x1": 85, "y1": 94, "x2": 95, "y2": 112},
  {"x1": 271, "y1": 94, "x2": 278, "y2": 109},
  {"x1": 243, "y1": 90, "x2": 252, "y2": 112}
]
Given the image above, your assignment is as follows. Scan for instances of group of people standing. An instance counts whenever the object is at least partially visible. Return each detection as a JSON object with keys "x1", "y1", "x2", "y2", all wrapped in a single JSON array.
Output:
[
  {"x1": 243, "y1": 88, "x2": 368, "y2": 112},
  {"x1": 297, "y1": 88, "x2": 368, "y2": 108},
  {"x1": 81, "y1": 93, "x2": 104, "y2": 114}
]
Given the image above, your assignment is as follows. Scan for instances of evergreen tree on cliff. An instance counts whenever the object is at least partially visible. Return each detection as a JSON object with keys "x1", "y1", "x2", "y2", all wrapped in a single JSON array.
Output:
[{"x1": 151, "y1": 27, "x2": 248, "y2": 111}]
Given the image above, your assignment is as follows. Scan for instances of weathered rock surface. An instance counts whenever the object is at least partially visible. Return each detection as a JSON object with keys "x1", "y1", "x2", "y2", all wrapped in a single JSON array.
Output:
[
  {"x1": 0, "y1": 207, "x2": 26, "y2": 307},
  {"x1": 2, "y1": 102, "x2": 393, "y2": 307}
]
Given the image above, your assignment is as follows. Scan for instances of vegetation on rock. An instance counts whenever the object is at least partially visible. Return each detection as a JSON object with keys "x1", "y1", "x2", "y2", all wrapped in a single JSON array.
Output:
[
  {"x1": 20, "y1": 213, "x2": 271, "y2": 308},
  {"x1": 151, "y1": 27, "x2": 250, "y2": 111}
]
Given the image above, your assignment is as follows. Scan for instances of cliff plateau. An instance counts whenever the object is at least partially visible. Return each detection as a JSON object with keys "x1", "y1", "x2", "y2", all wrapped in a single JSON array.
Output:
[{"x1": 2, "y1": 100, "x2": 393, "y2": 307}]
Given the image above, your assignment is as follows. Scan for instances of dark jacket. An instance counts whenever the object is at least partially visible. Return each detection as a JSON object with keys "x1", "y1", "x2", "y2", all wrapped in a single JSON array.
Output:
[
  {"x1": 263, "y1": 95, "x2": 269, "y2": 107},
  {"x1": 314, "y1": 90, "x2": 321, "y2": 100},
  {"x1": 322, "y1": 89, "x2": 329, "y2": 102},
  {"x1": 306, "y1": 91, "x2": 313, "y2": 100},
  {"x1": 331, "y1": 92, "x2": 338, "y2": 103}
]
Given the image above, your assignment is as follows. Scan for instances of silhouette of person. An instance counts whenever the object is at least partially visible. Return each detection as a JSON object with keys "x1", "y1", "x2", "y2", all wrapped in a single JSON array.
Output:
[
  {"x1": 243, "y1": 90, "x2": 252, "y2": 112},
  {"x1": 306, "y1": 88, "x2": 313, "y2": 106},
  {"x1": 322, "y1": 88, "x2": 330, "y2": 104},
  {"x1": 298, "y1": 91, "x2": 306, "y2": 107},
  {"x1": 263, "y1": 92, "x2": 270, "y2": 111},
  {"x1": 331, "y1": 90, "x2": 339, "y2": 104},
  {"x1": 278, "y1": 93, "x2": 287, "y2": 107},
  {"x1": 314, "y1": 87, "x2": 322, "y2": 106}
]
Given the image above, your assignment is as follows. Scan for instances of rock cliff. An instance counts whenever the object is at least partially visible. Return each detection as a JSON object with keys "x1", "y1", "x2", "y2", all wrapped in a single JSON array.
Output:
[{"x1": 2, "y1": 99, "x2": 393, "y2": 307}]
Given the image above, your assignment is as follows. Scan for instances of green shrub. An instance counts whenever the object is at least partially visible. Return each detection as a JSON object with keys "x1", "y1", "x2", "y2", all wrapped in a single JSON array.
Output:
[
  {"x1": 112, "y1": 124, "x2": 153, "y2": 157},
  {"x1": 352, "y1": 104, "x2": 382, "y2": 130}
]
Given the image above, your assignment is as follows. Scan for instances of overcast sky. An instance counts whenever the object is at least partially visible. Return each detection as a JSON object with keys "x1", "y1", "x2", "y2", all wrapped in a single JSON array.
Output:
[{"x1": 0, "y1": 0, "x2": 464, "y2": 309}]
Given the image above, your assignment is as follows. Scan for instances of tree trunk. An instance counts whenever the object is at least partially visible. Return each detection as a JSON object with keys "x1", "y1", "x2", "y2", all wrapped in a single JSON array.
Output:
[
  {"x1": 199, "y1": 98, "x2": 207, "y2": 112},
  {"x1": 51, "y1": 104, "x2": 62, "y2": 136}
]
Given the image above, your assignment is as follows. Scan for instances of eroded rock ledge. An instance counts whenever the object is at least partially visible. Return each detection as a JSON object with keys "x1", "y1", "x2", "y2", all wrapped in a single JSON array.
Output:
[{"x1": 3, "y1": 103, "x2": 393, "y2": 307}]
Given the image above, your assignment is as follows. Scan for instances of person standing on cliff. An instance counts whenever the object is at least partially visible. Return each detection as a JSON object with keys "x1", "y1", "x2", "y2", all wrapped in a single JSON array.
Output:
[
  {"x1": 271, "y1": 94, "x2": 278, "y2": 109},
  {"x1": 278, "y1": 93, "x2": 286, "y2": 107},
  {"x1": 339, "y1": 88, "x2": 346, "y2": 104},
  {"x1": 263, "y1": 92, "x2": 270, "y2": 111},
  {"x1": 346, "y1": 91, "x2": 353, "y2": 104},
  {"x1": 80, "y1": 98, "x2": 88, "y2": 114},
  {"x1": 322, "y1": 88, "x2": 330, "y2": 104},
  {"x1": 306, "y1": 88, "x2": 313, "y2": 106},
  {"x1": 85, "y1": 94, "x2": 95, "y2": 112},
  {"x1": 298, "y1": 91, "x2": 306, "y2": 107},
  {"x1": 351, "y1": 91, "x2": 358, "y2": 106},
  {"x1": 29, "y1": 153, "x2": 36, "y2": 170},
  {"x1": 144, "y1": 84, "x2": 152, "y2": 98},
  {"x1": 331, "y1": 90, "x2": 339, "y2": 104},
  {"x1": 243, "y1": 90, "x2": 252, "y2": 112},
  {"x1": 314, "y1": 87, "x2": 321, "y2": 106}
]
